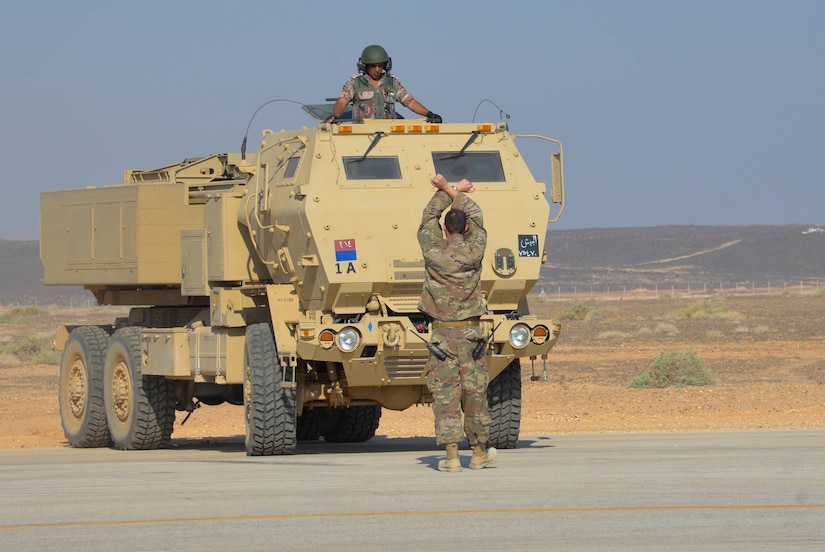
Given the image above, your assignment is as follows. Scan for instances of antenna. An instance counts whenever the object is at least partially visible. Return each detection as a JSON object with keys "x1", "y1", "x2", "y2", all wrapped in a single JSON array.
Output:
[
  {"x1": 471, "y1": 99, "x2": 511, "y2": 123},
  {"x1": 240, "y1": 99, "x2": 306, "y2": 160}
]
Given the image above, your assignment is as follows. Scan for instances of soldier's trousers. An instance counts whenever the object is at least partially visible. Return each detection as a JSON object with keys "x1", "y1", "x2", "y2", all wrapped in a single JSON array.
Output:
[{"x1": 426, "y1": 325, "x2": 492, "y2": 447}]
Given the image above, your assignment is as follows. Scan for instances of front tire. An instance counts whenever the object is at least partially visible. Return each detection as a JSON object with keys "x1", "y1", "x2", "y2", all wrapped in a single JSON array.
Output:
[
  {"x1": 244, "y1": 323, "x2": 297, "y2": 455},
  {"x1": 487, "y1": 360, "x2": 522, "y2": 449},
  {"x1": 103, "y1": 327, "x2": 175, "y2": 450},
  {"x1": 59, "y1": 326, "x2": 111, "y2": 448}
]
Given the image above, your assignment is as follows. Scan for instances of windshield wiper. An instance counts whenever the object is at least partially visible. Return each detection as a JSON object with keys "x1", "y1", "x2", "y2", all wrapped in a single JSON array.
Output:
[
  {"x1": 439, "y1": 131, "x2": 479, "y2": 160},
  {"x1": 348, "y1": 132, "x2": 386, "y2": 163}
]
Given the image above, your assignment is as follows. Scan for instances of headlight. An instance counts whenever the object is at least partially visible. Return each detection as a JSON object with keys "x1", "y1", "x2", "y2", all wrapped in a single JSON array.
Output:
[
  {"x1": 336, "y1": 327, "x2": 361, "y2": 352},
  {"x1": 509, "y1": 323, "x2": 530, "y2": 349}
]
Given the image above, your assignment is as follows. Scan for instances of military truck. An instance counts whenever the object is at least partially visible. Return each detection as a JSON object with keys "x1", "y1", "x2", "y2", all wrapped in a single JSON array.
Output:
[{"x1": 41, "y1": 108, "x2": 565, "y2": 455}]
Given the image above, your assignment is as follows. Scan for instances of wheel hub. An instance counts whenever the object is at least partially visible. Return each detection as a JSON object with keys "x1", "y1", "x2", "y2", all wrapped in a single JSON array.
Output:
[
  {"x1": 68, "y1": 359, "x2": 86, "y2": 419},
  {"x1": 111, "y1": 359, "x2": 131, "y2": 423}
]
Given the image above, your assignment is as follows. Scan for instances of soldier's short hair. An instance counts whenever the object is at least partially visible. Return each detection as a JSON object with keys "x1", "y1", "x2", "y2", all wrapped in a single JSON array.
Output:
[{"x1": 444, "y1": 208, "x2": 467, "y2": 235}]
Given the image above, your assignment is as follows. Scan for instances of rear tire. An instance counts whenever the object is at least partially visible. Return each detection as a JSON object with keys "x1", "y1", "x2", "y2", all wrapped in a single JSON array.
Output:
[
  {"x1": 244, "y1": 323, "x2": 297, "y2": 455},
  {"x1": 296, "y1": 408, "x2": 321, "y2": 441},
  {"x1": 59, "y1": 326, "x2": 111, "y2": 448},
  {"x1": 487, "y1": 360, "x2": 522, "y2": 449},
  {"x1": 103, "y1": 327, "x2": 175, "y2": 450},
  {"x1": 323, "y1": 405, "x2": 382, "y2": 443}
]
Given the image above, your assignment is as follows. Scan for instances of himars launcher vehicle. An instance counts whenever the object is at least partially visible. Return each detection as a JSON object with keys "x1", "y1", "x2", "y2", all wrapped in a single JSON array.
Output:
[{"x1": 40, "y1": 106, "x2": 565, "y2": 455}]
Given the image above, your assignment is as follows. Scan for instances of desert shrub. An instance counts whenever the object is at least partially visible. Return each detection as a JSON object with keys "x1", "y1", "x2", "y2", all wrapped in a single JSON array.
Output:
[
  {"x1": 530, "y1": 292, "x2": 550, "y2": 305},
  {"x1": 653, "y1": 322, "x2": 679, "y2": 336},
  {"x1": 0, "y1": 305, "x2": 43, "y2": 324},
  {"x1": 597, "y1": 330, "x2": 628, "y2": 339},
  {"x1": 815, "y1": 287, "x2": 825, "y2": 297},
  {"x1": 0, "y1": 335, "x2": 59, "y2": 365},
  {"x1": 628, "y1": 349, "x2": 715, "y2": 389},
  {"x1": 558, "y1": 302, "x2": 604, "y2": 322},
  {"x1": 677, "y1": 298, "x2": 739, "y2": 320}
]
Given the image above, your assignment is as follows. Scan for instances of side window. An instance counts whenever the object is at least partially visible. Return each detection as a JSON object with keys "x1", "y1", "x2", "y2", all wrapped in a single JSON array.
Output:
[
  {"x1": 272, "y1": 156, "x2": 301, "y2": 187},
  {"x1": 283, "y1": 156, "x2": 300, "y2": 179},
  {"x1": 432, "y1": 151, "x2": 505, "y2": 182}
]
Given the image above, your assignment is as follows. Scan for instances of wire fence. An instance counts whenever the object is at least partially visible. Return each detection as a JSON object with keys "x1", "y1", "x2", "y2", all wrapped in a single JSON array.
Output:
[{"x1": 532, "y1": 280, "x2": 825, "y2": 300}]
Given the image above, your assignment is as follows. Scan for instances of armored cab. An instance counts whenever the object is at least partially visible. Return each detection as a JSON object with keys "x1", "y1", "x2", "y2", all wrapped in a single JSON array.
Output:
[{"x1": 41, "y1": 114, "x2": 565, "y2": 455}]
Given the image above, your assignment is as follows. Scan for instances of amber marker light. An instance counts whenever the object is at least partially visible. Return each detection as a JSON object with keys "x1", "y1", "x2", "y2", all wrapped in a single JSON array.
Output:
[
  {"x1": 425, "y1": 124, "x2": 440, "y2": 132},
  {"x1": 319, "y1": 329, "x2": 335, "y2": 349},
  {"x1": 391, "y1": 124, "x2": 406, "y2": 133},
  {"x1": 408, "y1": 124, "x2": 423, "y2": 132},
  {"x1": 477, "y1": 124, "x2": 493, "y2": 132},
  {"x1": 531, "y1": 325, "x2": 550, "y2": 345},
  {"x1": 338, "y1": 125, "x2": 353, "y2": 133}
]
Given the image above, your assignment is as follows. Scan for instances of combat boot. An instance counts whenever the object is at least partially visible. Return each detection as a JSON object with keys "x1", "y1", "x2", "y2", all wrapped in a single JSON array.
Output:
[
  {"x1": 438, "y1": 443, "x2": 462, "y2": 472},
  {"x1": 469, "y1": 445, "x2": 497, "y2": 469}
]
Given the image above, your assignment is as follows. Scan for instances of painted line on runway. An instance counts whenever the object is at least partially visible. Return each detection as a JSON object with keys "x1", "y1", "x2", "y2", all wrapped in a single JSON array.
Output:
[{"x1": 3, "y1": 503, "x2": 825, "y2": 530}]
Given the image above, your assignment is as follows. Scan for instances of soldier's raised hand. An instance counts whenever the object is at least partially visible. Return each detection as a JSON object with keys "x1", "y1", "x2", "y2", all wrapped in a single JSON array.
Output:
[{"x1": 456, "y1": 179, "x2": 475, "y2": 193}]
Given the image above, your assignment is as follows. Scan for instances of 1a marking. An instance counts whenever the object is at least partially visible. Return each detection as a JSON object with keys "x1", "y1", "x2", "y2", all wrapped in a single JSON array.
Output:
[{"x1": 336, "y1": 262, "x2": 357, "y2": 274}]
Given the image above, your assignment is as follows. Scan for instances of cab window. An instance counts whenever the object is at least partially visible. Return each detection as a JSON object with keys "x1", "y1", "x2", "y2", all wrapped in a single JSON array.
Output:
[
  {"x1": 343, "y1": 156, "x2": 402, "y2": 180},
  {"x1": 432, "y1": 151, "x2": 505, "y2": 182}
]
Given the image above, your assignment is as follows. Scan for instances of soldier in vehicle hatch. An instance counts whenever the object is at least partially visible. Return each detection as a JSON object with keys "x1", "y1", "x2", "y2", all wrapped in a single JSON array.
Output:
[
  {"x1": 327, "y1": 44, "x2": 442, "y2": 123},
  {"x1": 417, "y1": 173, "x2": 497, "y2": 472}
]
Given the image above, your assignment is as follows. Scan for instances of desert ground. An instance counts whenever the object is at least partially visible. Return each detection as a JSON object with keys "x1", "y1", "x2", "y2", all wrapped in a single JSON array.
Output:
[{"x1": 1, "y1": 292, "x2": 823, "y2": 450}]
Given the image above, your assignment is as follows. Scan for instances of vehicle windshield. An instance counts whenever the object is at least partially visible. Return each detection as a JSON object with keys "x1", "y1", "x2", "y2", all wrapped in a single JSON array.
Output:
[
  {"x1": 432, "y1": 151, "x2": 505, "y2": 182},
  {"x1": 343, "y1": 156, "x2": 402, "y2": 180}
]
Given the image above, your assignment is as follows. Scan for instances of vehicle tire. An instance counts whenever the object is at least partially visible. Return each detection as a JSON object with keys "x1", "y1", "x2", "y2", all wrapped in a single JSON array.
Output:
[
  {"x1": 486, "y1": 359, "x2": 522, "y2": 449},
  {"x1": 103, "y1": 327, "x2": 176, "y2": 450},
  {"x1": 244, "y1": 323, "x2": 297, "y2": 455},
  {"x1": 323, "y1": 405, "x2": 382, "y2": 443},
  {"x1": 59, "y1": 326, "x2": 111, "y2": 448},
  {"x1": 296, "y1": 408, "x2": 321, "y2": 441}
]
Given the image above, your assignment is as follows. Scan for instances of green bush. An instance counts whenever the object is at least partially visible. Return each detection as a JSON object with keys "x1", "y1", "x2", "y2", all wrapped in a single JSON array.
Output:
[
  {"x1": 0, "y1": 305, "x2": 43, "y2": 324},
  {"x1": 558, "y1": 302, "x2": 604, "y2": 322},
  {"x1": 628, "y1": 349, "x2": 715, "y2": 388},
  {"x1": 0, "y1": 335, "x2": 59, "y2": 365},
  {"x1": 677, "y1": 298, "x2": 738, "y2": 320}
]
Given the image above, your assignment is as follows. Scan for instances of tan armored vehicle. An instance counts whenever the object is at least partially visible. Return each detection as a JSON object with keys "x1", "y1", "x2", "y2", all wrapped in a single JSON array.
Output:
[{"x1": 41, "y1": 108, "x2": 565, "y2": 455}]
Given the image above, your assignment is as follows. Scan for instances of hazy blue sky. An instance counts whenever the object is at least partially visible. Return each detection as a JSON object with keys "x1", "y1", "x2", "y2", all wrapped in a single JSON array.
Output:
[{"x1": 1, "y1": 0, "x2": 823, "y2": 238}]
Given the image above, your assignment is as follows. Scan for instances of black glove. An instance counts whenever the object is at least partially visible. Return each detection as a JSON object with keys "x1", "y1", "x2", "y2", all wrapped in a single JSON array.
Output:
[{"x1": 426, "y1": 111, "x2": 442, "y2": 123}]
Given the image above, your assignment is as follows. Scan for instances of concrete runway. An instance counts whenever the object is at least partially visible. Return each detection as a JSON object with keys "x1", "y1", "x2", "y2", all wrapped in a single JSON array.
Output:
[{"x1": 1, "y1": 430, "x2": 824, "y2": 551}]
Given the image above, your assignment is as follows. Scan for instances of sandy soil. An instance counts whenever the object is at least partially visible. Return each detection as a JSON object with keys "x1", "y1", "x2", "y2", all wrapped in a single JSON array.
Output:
[{"x1": 1, "y1": 294, "x2": 824, "y2": 449}]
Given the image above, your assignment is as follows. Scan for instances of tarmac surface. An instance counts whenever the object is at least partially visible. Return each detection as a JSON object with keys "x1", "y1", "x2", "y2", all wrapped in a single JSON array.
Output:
[{"x1": 1, "y1": 430, "x2": 824, "y2": 551}]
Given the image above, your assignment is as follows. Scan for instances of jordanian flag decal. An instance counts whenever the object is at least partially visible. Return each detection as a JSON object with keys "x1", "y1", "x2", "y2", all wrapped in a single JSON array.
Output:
[{"x1": 334, "y1": 239, "x2": 357, "y2": 261}]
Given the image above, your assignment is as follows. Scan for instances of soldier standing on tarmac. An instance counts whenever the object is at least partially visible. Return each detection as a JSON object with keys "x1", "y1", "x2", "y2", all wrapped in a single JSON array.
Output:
[
  {"x1": 417, "y1": 173, "x2": 497, "y2": 472},
  {"x1": 327, "y1": 44, "x2": 441, "y2": 123}
]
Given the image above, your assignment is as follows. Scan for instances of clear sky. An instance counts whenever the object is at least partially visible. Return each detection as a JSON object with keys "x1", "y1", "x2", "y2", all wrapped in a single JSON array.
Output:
[{"x1": 1, "y1": 0, "x2": 823, "y2": 238}]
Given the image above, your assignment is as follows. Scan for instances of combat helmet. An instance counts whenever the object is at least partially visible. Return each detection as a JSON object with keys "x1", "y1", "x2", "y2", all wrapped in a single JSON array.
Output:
[{"x1": 358, "y1": 44, "x2": 392, "y2": 72}]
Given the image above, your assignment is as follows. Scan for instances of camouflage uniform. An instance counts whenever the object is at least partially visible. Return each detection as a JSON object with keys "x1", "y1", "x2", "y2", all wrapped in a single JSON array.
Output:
[
  {"x1": 417, "y1": 189, "x2": 491, "y2": 447},
  {"x1": 338, "y1": 73, "x2": 414, "y2": 120}
]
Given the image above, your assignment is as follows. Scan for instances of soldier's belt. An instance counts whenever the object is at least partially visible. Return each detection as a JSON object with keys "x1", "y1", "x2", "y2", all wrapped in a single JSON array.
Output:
[{"x1": 432, "y1": 317, "x2": 480, "y2": 328}]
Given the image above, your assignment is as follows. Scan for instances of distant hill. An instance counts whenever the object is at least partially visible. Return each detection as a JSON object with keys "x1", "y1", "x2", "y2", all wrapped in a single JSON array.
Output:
[
  {"x1": 539, "y1": 224, "x2": 825, "y2": 290},
  {"x1": 3, "y1": 225, "x2": 824, "y2": 305},
  {"x1": 0, "y1": 240, "x2": 95, "y2": 306}
]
